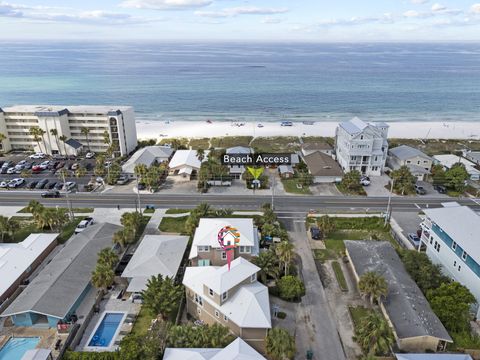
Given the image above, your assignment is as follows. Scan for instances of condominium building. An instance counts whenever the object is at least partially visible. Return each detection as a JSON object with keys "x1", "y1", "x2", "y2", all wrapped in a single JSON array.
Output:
[
  {"x1": 0, "y1": 105, "x2": 137, "y2": 156},
  {"x1": 421, "y1": 203, "x2": 480, "y2": 317},
  {"x1": 335, "y1": 117, "x2": 389, "y2": 176}
]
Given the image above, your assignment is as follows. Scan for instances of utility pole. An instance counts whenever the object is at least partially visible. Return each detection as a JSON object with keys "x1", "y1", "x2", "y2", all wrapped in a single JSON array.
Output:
[
  {"x1": 62, "y1": 170, "x2": 74, "y2": 219},
  {"x1": 135, "y1": 175, "x2": 142, "y2": 214},
  {"x1": 271, "y1": 173, "x2": 275, "y2": 210},
  {"x1": 385, "y1": 178, "x2": 394, "y2": 226}
]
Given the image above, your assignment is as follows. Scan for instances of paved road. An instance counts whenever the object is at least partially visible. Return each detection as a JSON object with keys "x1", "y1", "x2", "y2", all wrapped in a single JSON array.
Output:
[
  {"x1": 284, "y1": 218, "x2": 346, "y2": 360},
  {"x1": 0, "y1": 191, "x2": 478, "y2": 213}
]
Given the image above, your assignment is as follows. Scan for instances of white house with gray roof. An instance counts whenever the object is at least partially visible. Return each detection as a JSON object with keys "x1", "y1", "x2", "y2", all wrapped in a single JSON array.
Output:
[
  {"x1": 226, "y1": 146, "x2": 253, "y2": 179},
  {"x1": 345, "y1": 240, "x2": 452, "y2": 352},
  {"x1": 1, "y1": 223, "x2": 121, "y2": 328},
  {"x1": 388, "y1": 145, "x2": 433, "y2": 180},
  {"x1": 421, "y1": 203, "x2": 480, "y2": 317},
  {"x1": 335, "y1": 117, "x2": 389, "y2": 176},
  {"x1": 122, "y1": 146, "x2": 174, "y2": 177}
]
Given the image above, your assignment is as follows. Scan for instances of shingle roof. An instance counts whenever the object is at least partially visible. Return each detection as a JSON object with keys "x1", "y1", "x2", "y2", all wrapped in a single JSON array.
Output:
[
  {"x1": 65, "y1": 138, "x2": 83, "y2": 150},
  {"x1": 122, "y1": 146, "x2": 174, "y2": 174},
  {"x1": 2, "y1": 223, "x2": 121, "y2": 319},
  {"x1": 345, "y1": 241, "x2": 452, "y2": 342},
  {"x1": 424, "y1": 205, "x2": 480, "y2": 264},
  {"x1": 122, "y1": 235, "x2": 188, "y2": 292},
  {"x1": 163, "y1": 338, "x2": 266, "y2": 360},
  {"x1": 389, "y1": 145, "x2": 431, "y2": 161},
  {"x1": 303, "y1": 151, "x2": 343, "y2": 177}
]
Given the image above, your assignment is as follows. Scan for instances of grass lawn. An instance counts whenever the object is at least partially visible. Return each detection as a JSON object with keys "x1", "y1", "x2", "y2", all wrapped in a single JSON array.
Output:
[
  {"x1": 9, "y1": 216, "x2": 83, "y2": 244},
  {"x1": 281, "y1": 179, "x2": 311, "y2": 195},
  {"x1": 159, "y1": 216, "x2": 188, "y2": 234},
  {"x1": 335, "y1": 183, "x2": 367, "y2": 196},
  {"x1": 18, "y1": 207, "x2": 93, "y2": 214},
  {"x1": 143, "y1": 208, "x2": 155, "y2": 214},
  {"x1": 165, "y1": 209, "x2": 191, "y2": 214},
  {"x1": 250, "y1": 136, "x2": 300, "y2": 153},
  {"x1": 312, "y1": 249, "x2": 336, "y2": 262},
  {"x1": 332, "y1": 261, "x2": 348, "y2": 291},
  {"x1": 188, "y1": 138, "x2": 210, "y2": 150},
  {"x1": 324, "y1": 239, "x2": 346, "y2": 255},
  {"x1": 349, "y1": 306, "x2": 375, "y2": 328},
  {"x1": 210, "y1": 136, "x2": 253, "y2": 148},
  {"x1": 131, "y1": 306, "x2": 154, "y2": 337}
]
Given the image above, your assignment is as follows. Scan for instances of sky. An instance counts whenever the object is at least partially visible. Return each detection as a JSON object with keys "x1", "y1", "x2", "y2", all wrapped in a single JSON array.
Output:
[{"x1": 1, "y1": 0, "x2": 480, "y2": 41}]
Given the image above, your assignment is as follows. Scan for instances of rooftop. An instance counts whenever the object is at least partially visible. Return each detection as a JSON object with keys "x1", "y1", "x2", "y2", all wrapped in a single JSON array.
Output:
[
  {"x1": 395, "y1": 354, "x2": 472, "y2": 360},
  {"x1": 183, "y1": 259, "x2": 271, "y2": 329},
  {"x1": 169, "y1": 150, "x2": 205, "y2": 170},
  {"x1": 433, "y1": 154, "x2": 480, "y2": 175},
  {"x1": 163, "y1": 338, "x2": 266, "y2": 360},
  {"x1": 339, "y1": 117, "x2": 389, "y2": 136},
  {"x1": 389, "y1": 145, "x2": 431, "y2": 161},
  {"x1": 189, "y1": 218, "x2": 259, "y2": 259},
  {"x1": 122, "y1": 146, "x2": 174, "y2": 174},
  {"x1": 226, "y1": 146, "x2": 253, "y2": 154},
  {"x1": 2, "y1": 223, "x2": 121, "y2": 319},
  {"x1": 64, "y1": 138, "x2": 83, "y2": 150},
  {"x1": 2, "y1": 105, "x2": 132, "y2": 114},
  {"x1": 0, "y1": 233, "x2": 58, "y2": 300},
  {"x1": 345, "y1": 240, "x2": 452, "y2": 342},
  {"x1": 303, "y1": 151, "x2": 343, "y2": 177},
  {"x1": 424, "y1": 205, "x2": 480, "y2": 264},
  {"x1": 204, "y1": 257, "x2": 260, "y2": 294},
  {"x1": 121, "y1": 234, "x2": 189, "y2": 292}
]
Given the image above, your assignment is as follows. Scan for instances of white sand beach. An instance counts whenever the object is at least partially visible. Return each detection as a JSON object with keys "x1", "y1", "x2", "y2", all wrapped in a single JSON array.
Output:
[{"x1": 136, "y1": 120, "x2": 480, "y2": 141}]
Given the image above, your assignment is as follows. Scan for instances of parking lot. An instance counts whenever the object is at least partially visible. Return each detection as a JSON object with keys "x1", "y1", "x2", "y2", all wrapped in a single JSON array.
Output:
[{"x1": 0, "y1": 152, "x2": 96, "y2": 192}]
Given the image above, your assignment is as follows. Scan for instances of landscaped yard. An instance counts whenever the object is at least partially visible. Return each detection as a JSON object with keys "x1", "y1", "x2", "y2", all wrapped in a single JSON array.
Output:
[
  {"x1": 159, "y1": 216, "x2": 188, "y2": 234},
  {"x1": 131, "y1": 306, "x2": 154, "y2": 337},
  {"x1": 335, "y1": 182, "x2": 367, "y2": 196},
  {"x1": 165, "y1": 209, "x2": 191, "y2": 214},
  {"x1": 313, "y1": 249, "x2": 337, "y2": 262},
  {"x1": 349, "y1": 306, "x2": 376, "y2": 328},
  {"x1": 9, "y1": 216, "x2": 83, "y2": 244},
  {"x1": 332, "y1": 261, "x2": 348, "y2": 291},
  {"x1": 281, "y1": 179, "x2": 311, "y2": 195}
]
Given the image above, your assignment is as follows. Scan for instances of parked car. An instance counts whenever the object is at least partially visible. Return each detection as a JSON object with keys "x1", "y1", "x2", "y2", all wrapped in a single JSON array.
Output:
[
  {"x1": 49, "y1": 161, "x2": 59, "y2": 170},
  {"x1": 27, "y1": 180, "x2": 39, "y2": 189},
  {"x1": 117, "y1": 175, "x2": 129, "y2": 185},
  {"x1": 63, "y1": 181, "x2": 77, "y2": 191},
  {"x1": 8, "y1": 178, "x2": 25, "y2": 188},
  {"x1": 360, "y1": 176, "x2": 371, "y2": 186},
  {"x1": 29, "y1": 152, "x2": 46, "y2": 159},
  {"x1": 35, "y1": 179, "x2": 49, "y2": 189},
  {"x1": 415, "y1": 184, "x2": 427, "y2": 195},
  {"x1": 280, "y1": 121, "x2": 293, "y2": 126},
  {"x1": 71, "y1": 163, "x2": 79, "y2": 170},
  {"x1": 0, "y1": 181, "x2": 8, "y2": 188},
  {"x1": 434, "y1": 185, "x2": 447, "y2": 194},
  {"x1": 47, "y1": 181, "x2": 57, "y2": 189},
  {"x1": 55, "y1": 161, "x2": 65, "y2": 170},
  {"x1": 41, "y1": 190, "x2": 60, "y2": 198},
  {"x1": 23, "y1": 162, "x2": 33, "y2": 170},
  {"x1": 54, "y1": 182, "x2": 64, "y2": 190},
  {"x1": 408, "y1": 233, "x2": 421, "y2": 247},
  {"x1": 6, "y1": 167, "x2": 16, "y2": 174},
  {"x1": 86, "y1": 152, "x2": 95, "y2": 159},
  {"x1": 75, "y1": 217, "x2": 94, "y2": 234},
  {"x1": 310, "y1": 226, "x2": 322, "y2": 240}
]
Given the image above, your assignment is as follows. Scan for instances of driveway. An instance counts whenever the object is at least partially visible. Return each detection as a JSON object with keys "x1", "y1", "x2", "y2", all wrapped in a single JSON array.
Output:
[
  {"x1": 283, "y1": 218, "x2": 346, "y2": 360},
  {"x1": 310, "y1": 184, "x2": 342, "y2": 196},
  {"x1": 364, "y1": 174, "x2": 396, "y2": 197}
]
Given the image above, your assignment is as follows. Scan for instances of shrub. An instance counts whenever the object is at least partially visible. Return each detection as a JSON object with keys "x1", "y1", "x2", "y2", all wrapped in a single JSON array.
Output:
[{"x1": 277, "y1": 275, "x2": 305, "y2": 302}]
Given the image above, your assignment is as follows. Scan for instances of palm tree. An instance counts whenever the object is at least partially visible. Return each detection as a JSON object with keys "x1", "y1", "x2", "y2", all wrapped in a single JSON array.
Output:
[
  {"x1": 195, "y1": 202, "x2": 212, "y2": 217},
  {"x1": 112, "y1": 230, "x2": 128, "y2": 250},
  {"x1": 355, "y1": 312, "x2": 394, "y2": 356},
  {"x1": 358, "y1": 271, "x2": 388, "y2": 305},
  {"x1": 0, "y1": 216, "x2": 18, "y2": 242},
  {"x1": 196, "y1": 149, "x2": 205, "y2": 161},
  {"x1": 317, "y1": 215, "x2": 336, "y2": 238},
  {"x1": 97, "y1": 248, "x2": 119, "y2": 268},
  {"x1": 29, "y1": 127, "x2": 43, "y2": 153},
  {"x1": 81, "y1": 127, "x2": 91, "y2": 152},
  {"x1": 0, "y1": 132, "x2": 6, "y2": 153},
  {"x1": 36, "y1": 209, "x2": 52, "y2": 230},
  {"x1": 59, "y1": 135, "x2": 68, "y2": 156},
  {"x1": 252, "y1": 250, "x2": 278, "y2": 284},
  {"x1": 134, "y1": 164, "x2": 148, "y2": 179},
  {"x1": 265, "y1": 327, "x2": 296, "y2": 360},
  {"x1": 91, "y1": 264, "x2": 115, "y2": 291},
  {"x1": 26, "y1": 200, "x2": 45, "y2": 223},
  {"x1": 50, "y1": 128, "x2": 61, "y2": 154},
  {"x1": 141, "y1": 275, "x2": 183, "y2": 320},
  {"x1": 38, "y1": 128, "x2": 47, "y2": 154},
  {"x1": 275, "y1": 241, "x2": 294, "y2": 277}
]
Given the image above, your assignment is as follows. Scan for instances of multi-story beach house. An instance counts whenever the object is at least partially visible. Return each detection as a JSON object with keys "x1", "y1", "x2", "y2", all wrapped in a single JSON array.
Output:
[
  {"x1": 189, "y1": 218, "x2": 260, "y2": 266},
  {"x1": 388, "y1": 145, "x2": 433, "y2": 181},
  {"x1": 421, "y1": 203, "x2": 480, "y2": 317},
  {"x1": 335, "y1": 117, "x2": 389, "y2": 176},
  {"x1": 183, "y1": 257, "x2": 271, "y2": 352},
  {"x1": 0, "y1": 105, "x2": 137, "y2": 156}
]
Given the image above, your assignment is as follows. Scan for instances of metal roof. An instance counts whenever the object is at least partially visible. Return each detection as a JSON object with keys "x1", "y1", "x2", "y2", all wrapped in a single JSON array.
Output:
[
  {"x1": 345, "y1": 241, "x2": 452, "y2": 342},
  {"x1": 2, "y1": 223, "x2": 121, "y2": 319},
  {"x1": 122, "y1": 146, "x2": 174, "y2": 174},
  {"x1": 65, "y1": 138, "x2": 83, "y2": 150},
  {"x1": 226, "y1": 146, "x2": 253, "y2": 154},
  {"x1": 389, "y1": 145, "x2": 431, "y2": 161},
  {"x1": 2, "y1": 105, "x2": 132, "y2": 114}
]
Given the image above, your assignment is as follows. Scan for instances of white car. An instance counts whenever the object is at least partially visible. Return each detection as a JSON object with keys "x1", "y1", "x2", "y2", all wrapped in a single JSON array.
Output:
[
  {"x1": 6, "y1": 167, "x2": 16, "y2": 174},
  {"x1": 29, "y1": 152, "x2": 46, "y2": 159},
  {"x1": 75, "y1": 217, "x2": 94, "y2": 234},
  {"x1": 86, "y1": 152, "x2": 95, "y2": 159},
  {"x1": 360, "y1": 176, "x2": 371, "y2": 186},
  {"x1": 63, "y1": 181, "x2": 77, "y2": 191},
  {"x1": 8, "y1": 178, "x2": 25, "y2": 188},
  {"x1": 38, "y1": 161, "x2": 50, "y2": 170},
  {"x1": 0, "y1": 181, "x2": 8, "y2": 188},
  {"x1": 17, "y1": 160, "x2": 27, "y2": 167}
]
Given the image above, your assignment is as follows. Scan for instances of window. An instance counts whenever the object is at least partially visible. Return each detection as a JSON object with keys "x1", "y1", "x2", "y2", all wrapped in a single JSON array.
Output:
[
  {"x1": 360, "y1": 135, "x2": 364, "y2": 140},
  {"x1": 429, "y1": 237, "x2": 433, "y2": 245},
  {"x1": 434, "y1": 241, "x2": 441, "y2": 252},
  {"x1": 240, "y1": 246, "x2": 251, "y2": 254},
  {"x1": 406, "y1": 160, "x2": 411, "y2": 164},
  {"x1": 215, "y1": 310, "x2": 219, "y2": 318},
  {"x1": 458, "y1": 265, "x2": 462, "y2": 271},
  {"x1": 454, "y1": 261, "x2": 457, "y2": 267},
  {"x1": 198, "y1": 246, "x2": 210, "y2": 252},
  {"x1": 194, "y1": 294, "x2": 203, "y2": 307},
  {"x1": 250, "y1": 273, "x2": 257, "y2": 282},
  {"x1": 221, "y1": 292, "x2": 228, "y2": 301},
  {"x1": 462, "y1": 251, "x2": 468, "y2": 261},
  {"x1": 209, "y1": 288, "x2": 214, "y2": 297},
  {"x1": 221, "y1": 252, "x2": 227, "y2": 260},
  {"x1": 452, "y1": 241, "x2": 457, "y2": 251},
  {"x1": 224, "y1": 315, "x2": 228, "y2": 322}
]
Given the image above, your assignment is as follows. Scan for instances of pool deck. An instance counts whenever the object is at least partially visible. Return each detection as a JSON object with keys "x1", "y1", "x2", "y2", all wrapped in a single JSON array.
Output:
[
  {"x1": 0, "y1": 327, "x2": 56, "y2": 350},
  {"x1": 76, "y1": 292, "x2": 141, "y2": 352}
]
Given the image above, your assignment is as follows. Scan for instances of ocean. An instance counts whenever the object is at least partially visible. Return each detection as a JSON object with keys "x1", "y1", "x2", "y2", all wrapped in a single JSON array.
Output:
[{"x1": 1, "y1": 41, "x2": 479, "y2": 123}]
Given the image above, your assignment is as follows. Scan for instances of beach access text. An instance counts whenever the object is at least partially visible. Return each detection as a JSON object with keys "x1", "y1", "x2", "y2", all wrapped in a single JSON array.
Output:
[{"x1": 222, "y1": 153, "x2": 292, "y2": 165}]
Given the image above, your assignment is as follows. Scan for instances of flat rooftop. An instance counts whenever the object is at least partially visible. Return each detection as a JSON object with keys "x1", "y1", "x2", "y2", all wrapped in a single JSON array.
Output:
[{"x1": 2, "y1": 105, "x2": 133, "y2": 114}]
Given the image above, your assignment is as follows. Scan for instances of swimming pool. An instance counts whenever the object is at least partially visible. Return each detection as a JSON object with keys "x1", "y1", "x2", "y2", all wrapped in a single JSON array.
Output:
[
  {"x1": 0, "y1": 337, "x2": 40, "y2": 360},
  {"x1": 87, "y1": 312, "x2": 125, "y2": 348}
]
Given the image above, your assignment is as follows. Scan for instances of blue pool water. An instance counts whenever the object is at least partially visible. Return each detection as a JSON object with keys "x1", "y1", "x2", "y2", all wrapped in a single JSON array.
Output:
[
  {"x1": 88, "y1": 312, "x2": 124, "y2": 347},
  {"x1": 0, "y1": 337, "x2": 40, "y2": 360}
]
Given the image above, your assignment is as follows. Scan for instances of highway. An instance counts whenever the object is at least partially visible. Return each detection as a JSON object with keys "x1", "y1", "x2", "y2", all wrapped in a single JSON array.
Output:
[{"x1": 0, "y1": 191, "x2": 479, "y2": 213}]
